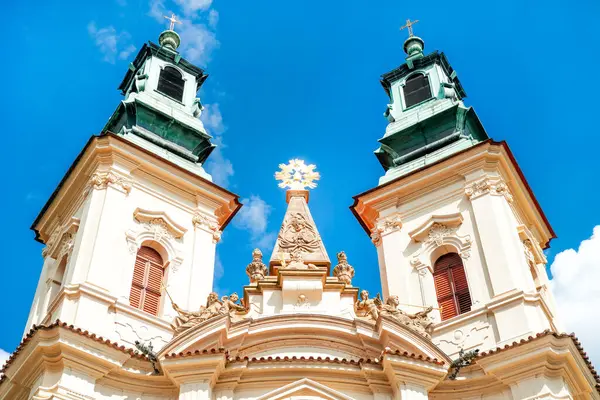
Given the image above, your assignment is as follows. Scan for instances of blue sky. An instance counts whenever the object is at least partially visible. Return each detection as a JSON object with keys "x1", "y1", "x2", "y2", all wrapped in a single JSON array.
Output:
[{"x1": 1, "y1": 0, "x2": 599, "y2": 366}]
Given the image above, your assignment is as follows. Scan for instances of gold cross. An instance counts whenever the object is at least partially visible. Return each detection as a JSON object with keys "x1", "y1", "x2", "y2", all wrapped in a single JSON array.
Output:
[
  {"x1": 164, "y1": 13, "x2": 182, "y2": 31},
  {"x1": 400, "y1": 18, "x2": 419, "y2": 37}
]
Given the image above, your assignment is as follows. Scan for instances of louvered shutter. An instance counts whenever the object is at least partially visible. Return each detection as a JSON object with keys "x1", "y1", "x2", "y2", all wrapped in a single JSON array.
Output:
[
  {"x1": 157, "y1": 67, "x2": 185, "y2": 102},
  {"x1": 129, "y1": 246, "x2": 164, "y2": 316},
  {"x1": 433, "y1": 253, "x2": 472, "y2": 321},
  {"x1": 403, "y1": 74, "x2": 432, "y2": 108}
]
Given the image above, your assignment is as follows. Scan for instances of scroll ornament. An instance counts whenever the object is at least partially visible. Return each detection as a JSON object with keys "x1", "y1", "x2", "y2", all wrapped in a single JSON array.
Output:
[{"x1": 246, "y1": 248, "x2": 268, "y2": 282}]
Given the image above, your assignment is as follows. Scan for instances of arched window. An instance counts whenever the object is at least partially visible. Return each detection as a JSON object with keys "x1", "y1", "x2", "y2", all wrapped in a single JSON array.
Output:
[
  {"x1": 130, "y1": 246, "x2": 165, "y2": 316},
  {"x1": 403, "y1": 73, "x2": 431, "y2": 108},
  {"x1": 433, "y1": 253, "x2": 472, "y2": 321},
  {"x1": 157, "y1": 66, "x2": 185, "y2": 102}
]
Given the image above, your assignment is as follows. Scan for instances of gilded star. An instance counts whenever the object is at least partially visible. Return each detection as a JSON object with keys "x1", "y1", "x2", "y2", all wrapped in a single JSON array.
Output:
[{"x1": 275, "y1": 159, "x2": 320, "y2": 190}]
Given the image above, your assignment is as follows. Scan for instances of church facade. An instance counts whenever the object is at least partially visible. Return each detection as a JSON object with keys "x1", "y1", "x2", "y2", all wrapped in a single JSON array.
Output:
[{"x1": 1, "y1": 21, "x2": 598, "y2": 400}]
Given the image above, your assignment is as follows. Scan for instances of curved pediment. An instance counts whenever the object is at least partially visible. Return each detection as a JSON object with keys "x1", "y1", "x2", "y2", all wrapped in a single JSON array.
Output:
[
  {"x1": 255, "y1": 378, "x2": 356, "y2": 400},
  {"x1": 157, "y1": 313, "x2": 451, "y2": 365}
]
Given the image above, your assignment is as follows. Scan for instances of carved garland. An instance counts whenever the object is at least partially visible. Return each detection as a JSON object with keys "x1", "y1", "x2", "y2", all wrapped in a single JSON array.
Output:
[{"x1": 465, "y1": 178, "x2": 513, "y2": 203}]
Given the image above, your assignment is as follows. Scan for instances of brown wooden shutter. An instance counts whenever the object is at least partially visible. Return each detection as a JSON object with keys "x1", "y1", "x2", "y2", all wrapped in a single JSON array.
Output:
[
  {"x1": 433, "y1": 253, "x2": 472, "y2": 321},
  {"x1": 129, "y1": 246, "x2": 164, "y2": 316}
]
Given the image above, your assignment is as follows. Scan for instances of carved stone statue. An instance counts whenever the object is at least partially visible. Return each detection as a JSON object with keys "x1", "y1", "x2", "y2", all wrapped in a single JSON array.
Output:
[
  {"x1": 171, "y1": 292, "x2": 225, "y2": 334},
  {"x1": 332, "y1": 251, "x2": 355, "y2": 285},
  {"x1": 379, "y1": 295, "x2": 434, "y2": 338},
  {"x1": 246, "y1": 248, "x2": 268, "y2": 282},
  {"x1": 355, "y1": 290, "x2": 381, "y2": 320},
  {"x1": 285, "y1": 250, "x2": 318, "y2": 270},
  {"x1": 221, "y1": 293, "x2": 247, "y2": 316}
]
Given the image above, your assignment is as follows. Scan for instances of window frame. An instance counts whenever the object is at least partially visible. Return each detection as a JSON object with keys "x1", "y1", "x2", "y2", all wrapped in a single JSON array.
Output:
[
  {"x1": 400, "y1": 72, "x2": 433, "y2": 110},
  {"x1": 156, "y1": 65, "x2": 186, "y2": 103},
  {"x1": 130, "y1": 245, "x2": 166, "y2": 316},
  {"x1": 433, "y1": 253, "x2": 472, "y2": 321}
]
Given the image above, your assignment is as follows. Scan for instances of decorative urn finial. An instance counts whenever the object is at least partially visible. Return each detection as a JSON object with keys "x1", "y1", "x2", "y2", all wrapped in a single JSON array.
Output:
[
  {"x1": 159, "y1": 13, "x2": 182, "y2": 51},
  {"x1": 246, "y1": 248, "x2": 268, "y2": 283},
  {"x1": 332, "y1": 251, "x2": 355, "y2": 285}
]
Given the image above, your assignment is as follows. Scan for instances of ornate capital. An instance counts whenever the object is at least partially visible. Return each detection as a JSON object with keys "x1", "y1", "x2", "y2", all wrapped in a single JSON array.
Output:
[
  {"x1": 370, "y1": 214, "x2": 402, "y2": 247},
  {"x1": 42, "y1": 217, "x2": 80, "y2": 259},
  {"x1": 465, "y1": 178, "x2": 513, "y2": 203},
  {"x1": 192, "y1": 212, "x2": 222, "y2": 243},
  {"x1": 332, "y1": 251, "x2": 355, "y2": 285},
  {"x1": 90, "y1": 171, "x2": 132, "y2": 195}
]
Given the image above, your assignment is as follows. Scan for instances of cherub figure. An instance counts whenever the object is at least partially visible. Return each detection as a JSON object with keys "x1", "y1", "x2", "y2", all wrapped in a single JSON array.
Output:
[
  {"x1": 355, "y1": 290, "x2": 382, "y2": 320},
  {"x1": 221, "y1": 292, "x2": 247, "y2": 316}
]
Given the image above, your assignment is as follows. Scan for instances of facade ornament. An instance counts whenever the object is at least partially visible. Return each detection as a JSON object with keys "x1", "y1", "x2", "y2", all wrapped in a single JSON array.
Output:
[
  {"x1": 375, "y1": 215, "x2": 403, "y2": 235},
  {"x1": 278, "y1": 213, "x2": 320, "y2": 254},
  {"x1": 379, "y1": 295, "x2": 434, "y2": 338},
  {"x1": 295, "y1": 294, "x2": 309, "y2": 309},
  {"x1": 370, "y1": 228, "x2": 382, "y2": 246},
  {"x1": 41, "y1": 218, "x2": 80, "y2": 259},
  {"x1": 144, "y1": 219, "x2": 174, "y2": 242},
  {"x1": 355, "y1": 290, "x2": 381, "y2": 320},
  {"x1": 246, "y1": 248, "x2": 268, "y2": 282},
  {"x1": 221, "y1": 293, "x2": 247, "y2": 316},
  {"x1": 42, "y1": 228, "x2": 62, "y2": 258},
  {"x1": 192, "y1": 212, "x2": 222, "y2": 243},
  {"x1": 465, "y1": 178, "x2": 513, "y2": 203},
  {"x1": 523, "y1": 239, "x2": 536, "y2": 266},
  {"x1": 275, "y1": 159, "x2": 320, "y2": 190},
  {"x1": 90, "y1": 171, "x2": 132, "y2": 195},
  {"x1": 426, "y1": 223, "x2": 458, "y2": 246},
  {"x1": 332, "y1": 251, "x2": 355, "y2": 285},
  {"x1": 171, "y1": 291, "x2": 248, "y2": 335},
  {"x1": 284, "y1": 250, "x2": 318, "y2": 270},
  {"x1": 56, "y1": 233, "x2": 75, "y2": 262},
  {"x1": 171, "y1": 292, "x2": 225, "y2": 335}
]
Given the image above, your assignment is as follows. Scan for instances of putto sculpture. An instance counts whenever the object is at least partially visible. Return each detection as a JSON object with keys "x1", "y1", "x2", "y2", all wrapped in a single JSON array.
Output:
[
  {"x1": 171, "y1": 291, "x2": 247, "y2": 335},
  {"x1": 354, "y1": 292, "x2": 434, "y2": 338}
]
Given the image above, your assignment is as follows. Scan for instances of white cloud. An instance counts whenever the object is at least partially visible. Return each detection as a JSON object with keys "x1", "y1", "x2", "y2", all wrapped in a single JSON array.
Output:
[
  {"x1": 147, "y1": 0, "x2": 219, "y2": 66},
  {"x1": 87, "y1": 22, "x2": 134, "y2": 64},
  {"x1": 208, "y1": 9, "x2": 219, "y2": 29},
  {"x1": 0, "y1": 348, "x2": 10, "y2": 368},
  {"x1": 119, "y1": 44, "x2": 137, "y2": 60},
  {"x1": 234, "y1": 196, "x2": 277, "y2": 250},
  {"x1": 201, "y1": 104, "x2": 234, "y2": 187},
  {"x1": 550, "y1": 225, "x2": 600, "y2": 367},
  {"x1": 178, "y1": 20, "x2": 219, "y2": 66},
  {"x1": 175, "y1": 0, "x2": 213, "y2": 16}
]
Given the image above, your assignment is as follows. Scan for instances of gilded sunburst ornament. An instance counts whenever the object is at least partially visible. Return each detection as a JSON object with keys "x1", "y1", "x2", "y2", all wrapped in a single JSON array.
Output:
[{"x1": 274, "y1": 159, "x2": 320, "y2": 190}]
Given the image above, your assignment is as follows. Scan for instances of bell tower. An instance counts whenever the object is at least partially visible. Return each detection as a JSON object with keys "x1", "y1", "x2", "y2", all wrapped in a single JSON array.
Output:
[
  {"x1": 352, "y1": 23, "x2": 560, "y2": 358},
  {"x1": 24, "y1": 22, "x2": 241, "y2": 349}
]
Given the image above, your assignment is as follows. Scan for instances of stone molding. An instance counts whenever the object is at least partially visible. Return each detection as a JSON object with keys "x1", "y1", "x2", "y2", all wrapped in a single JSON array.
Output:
[
  {"x1": 517, "y1": 225, "x2": 547, "y2": 265},
  {"x1": 192, "y1": 211, "x2": 222, "y2": 244},
  {"x1": 370, "y1": 214, "x2": 402, "y2": 246},
  {"x1": 134, "y1": 208, "x2": 187, "y2": 239},
  {"x1": 89, "y1": 170, "x2": 133, "y2": 195},
  {"x1": 464, "y1": 177, "x2": 513, "y2": 203}
]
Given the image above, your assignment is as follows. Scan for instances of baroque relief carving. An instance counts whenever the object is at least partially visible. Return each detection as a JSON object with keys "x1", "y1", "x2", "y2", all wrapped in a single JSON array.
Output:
[
  {"x1": 465, "y1": 178, "x2": 513, "y2": 203},
  {"x1": 278, "y1": 212, "x2": 320, "y2": 254},
  {"x1": 90, "y1": 171, "x2": 132, "y2": 195},
  {"x1": 370, "y1": 214, "x2": 402, "y2": 246},
  {"x1": 192, "y1": 211, "x2": 222, "y2": 244},
  {"x1": 426, "y1": 223, "x2": 458, "y2": 246},
  {"x1": 332, "y1": 251, "x2": 355, "y2": 285},
  {"x1": 42, "y1": 217, "x2": 80, "y2": 259}
]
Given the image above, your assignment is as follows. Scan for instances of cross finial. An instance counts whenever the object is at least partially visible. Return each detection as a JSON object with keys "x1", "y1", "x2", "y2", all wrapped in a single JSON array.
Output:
[
  {"x1": 164, "y1": 13, "x2": 182, "y2": 31},
  {"x1": 400, "y1": 18, "x2": 419, "y2": 37},
  {"x1": 275, "y1": 159, "x2": 320, "y2": 191}
]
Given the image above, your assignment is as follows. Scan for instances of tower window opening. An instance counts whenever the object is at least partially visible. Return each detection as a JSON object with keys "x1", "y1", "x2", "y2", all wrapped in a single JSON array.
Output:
[
  {"x1": 433, "y1": 253, "x2": 472, "y2": 321},
  {"x1": 157, "y1": 66, "x2": 185, "y2": 102},
  {"x1": 130, "y1": 246, "x2": 165, "y2": 316},
  {"x1": 403, "y1": 73, "x2": 432, "y2": 108}
]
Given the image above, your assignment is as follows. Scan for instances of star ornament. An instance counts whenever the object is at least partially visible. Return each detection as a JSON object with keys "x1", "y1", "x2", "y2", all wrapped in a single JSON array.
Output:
[{"x1": 275, "y1": 159, "x2": 320, "y2": 190}]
